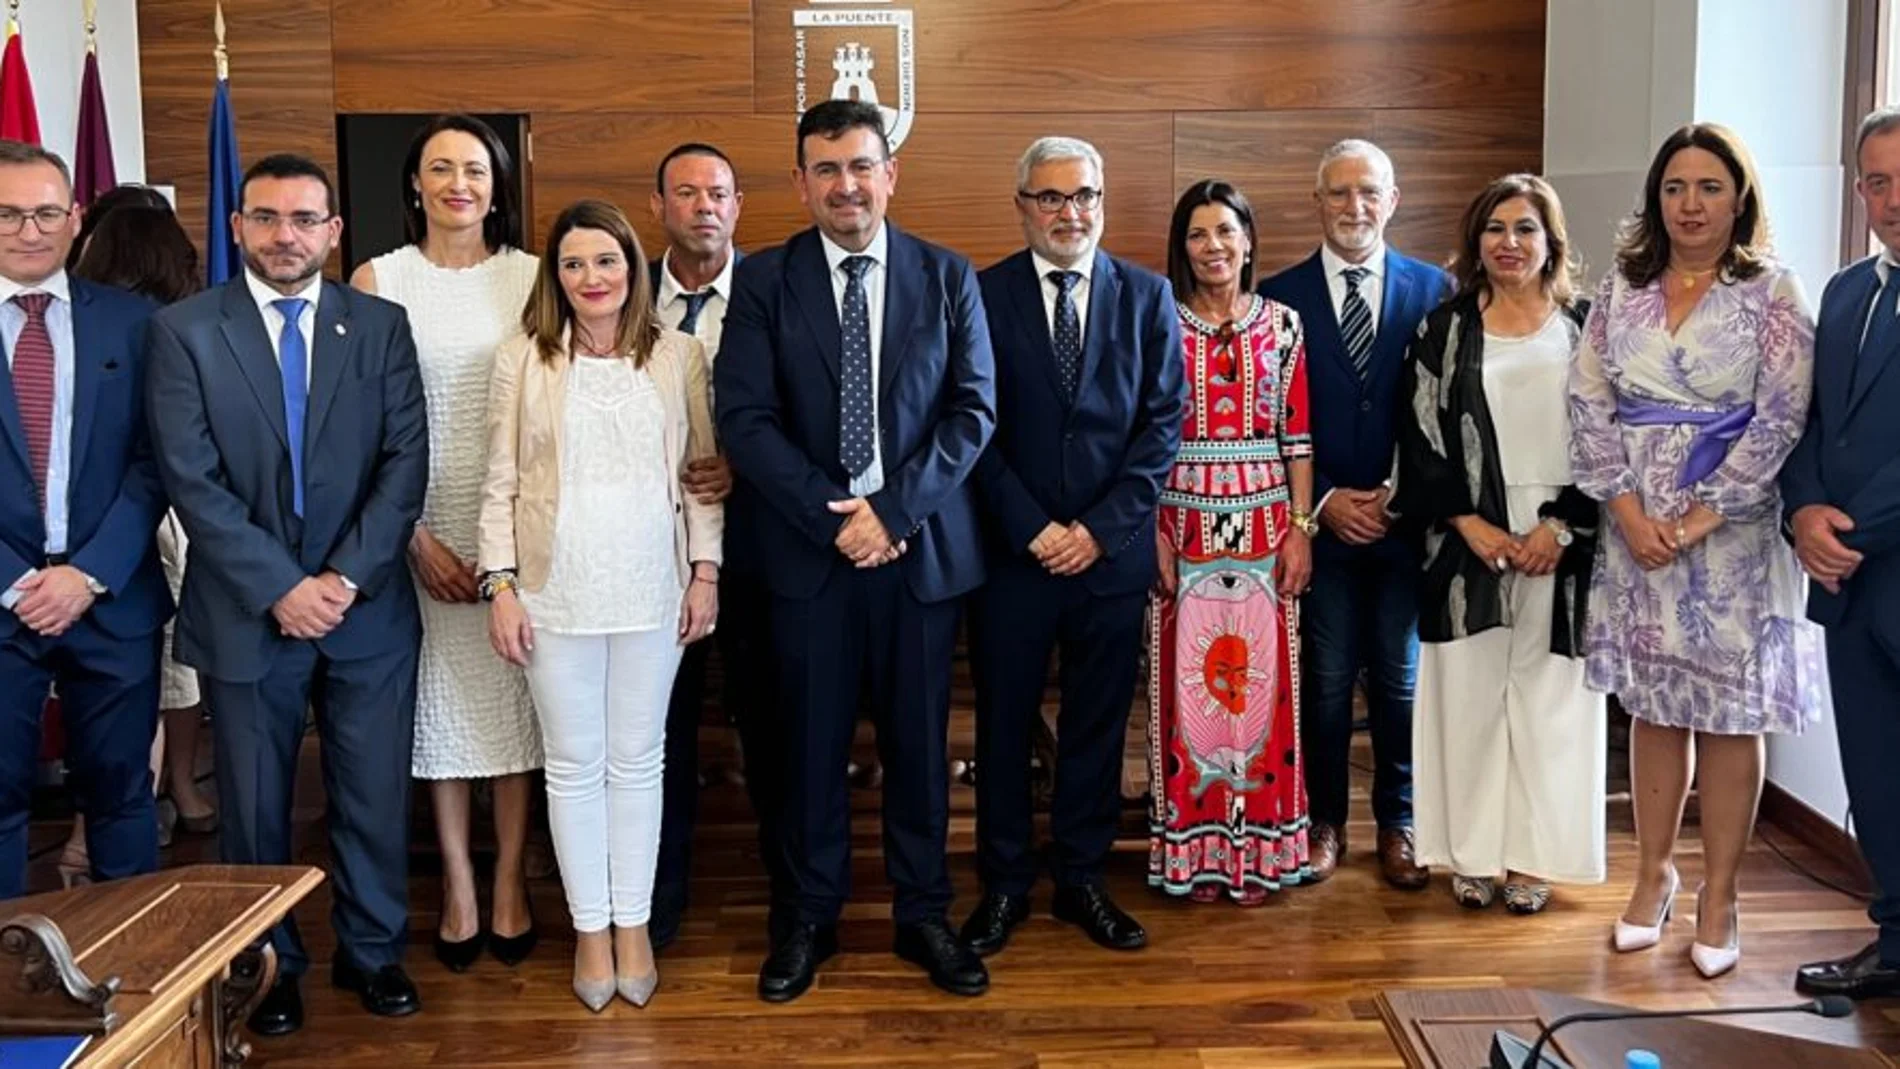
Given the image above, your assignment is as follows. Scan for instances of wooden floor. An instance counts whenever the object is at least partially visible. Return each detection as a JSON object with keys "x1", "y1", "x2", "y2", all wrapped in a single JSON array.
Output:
[{"x1": 24, "y1": 701, "x2": 1899, "y2": 1067}]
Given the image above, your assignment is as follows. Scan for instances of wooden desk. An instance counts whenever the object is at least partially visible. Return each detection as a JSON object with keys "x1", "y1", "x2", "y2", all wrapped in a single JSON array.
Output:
[
  {"x1": 0, "y1": 865, "x2": 323, "y2": 1068},
  {"x1": 1377, "y1": 987, "x2": 1894, "y2": 1069}
]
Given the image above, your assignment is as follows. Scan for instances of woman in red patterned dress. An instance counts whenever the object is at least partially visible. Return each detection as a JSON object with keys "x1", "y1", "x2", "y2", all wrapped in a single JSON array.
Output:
[{"x1": 1148, "y1": 180, "x2": 1316, "y2": 905}]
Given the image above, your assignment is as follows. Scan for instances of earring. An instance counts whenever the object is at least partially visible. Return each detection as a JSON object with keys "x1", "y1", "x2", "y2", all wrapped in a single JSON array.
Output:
[{"x1": 412, "y1": 196, "x2": 421, "y2": 209}]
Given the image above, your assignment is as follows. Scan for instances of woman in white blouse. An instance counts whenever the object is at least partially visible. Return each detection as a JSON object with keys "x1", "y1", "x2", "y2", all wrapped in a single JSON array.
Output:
[{"x1": 478, "y1": 199, "x2": 720, "y2": 1011}]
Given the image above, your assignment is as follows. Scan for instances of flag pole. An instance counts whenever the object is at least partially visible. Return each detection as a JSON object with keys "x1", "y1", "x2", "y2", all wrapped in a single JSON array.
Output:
[
  {"x1": 84, "y1": 0, "x2": 97, "y2": 54},
  {"x1": 214, "y1": 2, "x2": 229, "y2": 81}
]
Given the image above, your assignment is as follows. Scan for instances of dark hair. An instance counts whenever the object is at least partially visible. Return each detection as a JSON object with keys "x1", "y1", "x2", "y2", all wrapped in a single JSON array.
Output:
[
  {"x1": 1615, "y1": 123, "x2": 1771, "y2": 287},
  {"x1": 1166, "y1": 179, "x2": 1257, "y2": 301},
  {"x1": 796, "y1": 100, "x2": 889, "y2": 168},
  {"x1": 523, "y1": 199, "x2": 658, "y2": 368},
  {"x1": 1449, "y1": 173, "x2": 1579, "y2": 306},
  {"x1": 655, "y1": 142, "x2": 736, "y2": 194},
  {"x1": 1858, "y1": 105, "x2": 1900, "y2": 167},
  {"x1": 0, "y1": 139, "x2": 71, "y2": 187},
  {"x1": 68, "y1": 183, "x2": 170, "y2": 268},
  {"x1": 401, "y1": 115, "x2": 521, "y2": 253},
  {"x1": 241, "y1": 153, "x2": 338, "y2": 216},
  {"x1": 73, "y1": 206, "x2": 200, "y2": 304}
]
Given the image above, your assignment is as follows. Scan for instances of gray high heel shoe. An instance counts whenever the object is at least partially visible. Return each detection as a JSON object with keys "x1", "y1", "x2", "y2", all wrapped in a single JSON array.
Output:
[
  {"x1": 573, "y1": 973, "x2": 615, "y2": 1013},
  {"x1": 617, "y1": 970, "x2": 659, "y2": 1008}
]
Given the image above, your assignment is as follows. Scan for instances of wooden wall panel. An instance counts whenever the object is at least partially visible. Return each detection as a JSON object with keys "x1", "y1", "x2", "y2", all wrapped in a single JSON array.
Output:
[
  {"x1": 533, "y1": 112, "x2": 1176, "y2": 272},
  {"x1": 330, "y1": 0, "x2": 754, "y2": 113},
  {"x1": 138, "y1": 0, "x2": 338, "y2": 273},
  {"x1": 752, "y1": 0, "x2": 1544, "y2": 114}
]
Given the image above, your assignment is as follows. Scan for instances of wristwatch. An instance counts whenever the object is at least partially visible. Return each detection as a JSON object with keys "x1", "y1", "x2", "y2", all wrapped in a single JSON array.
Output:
[
  {"x1": 1542, "y1": 517, "x2": 1574, "y2": 547},
  {"x1": 1289, "y1": 509, "x2": 1320, "y2": 538}
]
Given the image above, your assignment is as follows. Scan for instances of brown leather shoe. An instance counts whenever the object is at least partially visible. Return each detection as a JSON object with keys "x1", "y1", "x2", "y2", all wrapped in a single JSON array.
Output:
[
  {"x1": 1308, "y1": 822, "x2": 1344, "y2": 883},
  {"x1": 1378, "y1": 827, "x2": 1429, "y2": 891}
]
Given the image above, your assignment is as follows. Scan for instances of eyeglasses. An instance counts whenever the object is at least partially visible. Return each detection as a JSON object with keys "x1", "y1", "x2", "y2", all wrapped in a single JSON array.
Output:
[
  {"x1": 0, "y1": 206, "x2": 71, "y2": 235},
  {"x1": 1018, "y1": 187, "x2": 1102, "y2": 214},
  {"x1": 241, "y1": 211, "x2": 332, "y2": 233}
]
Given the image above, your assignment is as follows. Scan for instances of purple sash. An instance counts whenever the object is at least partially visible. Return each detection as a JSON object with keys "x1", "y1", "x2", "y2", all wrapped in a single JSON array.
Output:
[{"x1": 1615, "y1": 395, "x2": 1754, "y2": 488}]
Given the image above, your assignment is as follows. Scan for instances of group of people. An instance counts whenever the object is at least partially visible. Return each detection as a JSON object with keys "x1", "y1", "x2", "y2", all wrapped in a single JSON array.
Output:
[{"x1": 5, "y1": 96, "x2": 1900, "y2": 1042}]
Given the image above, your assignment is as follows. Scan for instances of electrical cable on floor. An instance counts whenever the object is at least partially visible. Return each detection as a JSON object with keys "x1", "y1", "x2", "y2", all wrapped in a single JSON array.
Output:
[{"x1": 1755, "y1": 804, "x2": 1872, "y2": 903}]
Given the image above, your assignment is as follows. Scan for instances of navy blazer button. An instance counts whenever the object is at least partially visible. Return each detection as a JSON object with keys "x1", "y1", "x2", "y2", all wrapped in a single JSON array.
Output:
[
  {"x1": 1837, "y1": 438, "x2": 1848, "y2": 448},
  {"x1": 1360, "y1": 400, "x2": 1372, "y2": 412}
]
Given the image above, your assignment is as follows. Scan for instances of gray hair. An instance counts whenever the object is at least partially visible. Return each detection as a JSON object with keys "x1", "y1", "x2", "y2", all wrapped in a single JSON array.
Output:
[
  {"x1": 1858, "y1": 106, "x2": 1900, "y2": 168},
  {"x1": 1016, "y1": 136, "x2": 1104, "y2": 191},
  {"x1": 0, "y1": 139, "x2": 71, "y2": 188},
  {"x1": 1315, "y1": 138, "x2": 1395, "y2": 190}
]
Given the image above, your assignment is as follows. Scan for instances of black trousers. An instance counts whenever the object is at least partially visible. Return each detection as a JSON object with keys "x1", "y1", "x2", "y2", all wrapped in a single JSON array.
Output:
[
  {"x1": 969, "y1": 561, "x2": 1144, "y2": 895},
  {"x1": 774, "y1": 564, "x2": 958, "y2": 927},
  {"x1": 1826, "y1": 600, "x2": 1900, "y2": 964}
]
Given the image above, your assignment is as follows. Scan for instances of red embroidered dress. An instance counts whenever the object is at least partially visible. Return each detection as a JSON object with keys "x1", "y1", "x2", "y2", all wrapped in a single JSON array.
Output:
[{"x1": 1147, "y1": 294, "x2": 1313, "y2": 897}]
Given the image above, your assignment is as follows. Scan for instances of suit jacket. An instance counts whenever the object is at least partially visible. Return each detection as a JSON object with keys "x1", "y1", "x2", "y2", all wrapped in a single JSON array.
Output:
[
  {"x1": 146, "y1": 277, "x2": 429, "y2": 683},
  {"x1": 1781, "y1": 255, "x2": 1900, "y2": 647},
  {"x1": 0, "y1": 279, "x2": 167, "y2": 640},
  {"x1": 715, "y1": 223, "x2": 996, "y2": 603},
  {"x1": 974, "y1": 248, "x2": 1184, "y2": 596},
  {"x1": 477, "y1": 327, "x2": 722, "y2": 591},
  {"x1": 647, "y1": 248, "x2": 745, "y2": 295},
  {"x1": 1258, "y1": 247, "x2": 1451, "y2": 563}
]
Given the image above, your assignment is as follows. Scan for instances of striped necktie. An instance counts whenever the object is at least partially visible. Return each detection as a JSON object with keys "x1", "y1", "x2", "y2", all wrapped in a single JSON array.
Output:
[
  {"x1": 1340, "y1": 265, "x2": 1375, "y2": 382},
  {"x1": 10, "y1": 291, "x2": 55, "y2": 510},
  {"x1": 678, "y1": 290, "x2": 713, "y2": 336}
]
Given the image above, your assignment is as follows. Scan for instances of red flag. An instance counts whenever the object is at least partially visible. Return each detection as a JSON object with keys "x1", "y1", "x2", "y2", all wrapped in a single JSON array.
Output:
[
  {"x1": 0, "y1": 20, "x2": 40, "y2": 146},
  {"x1": 73, "y1": 51, "x2": 115, "y2": 204}
]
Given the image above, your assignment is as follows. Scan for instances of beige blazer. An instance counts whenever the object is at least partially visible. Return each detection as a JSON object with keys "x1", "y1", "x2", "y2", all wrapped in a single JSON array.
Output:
[{"x1": 478, "y1": 326, "x2": 723, "y2": 592}]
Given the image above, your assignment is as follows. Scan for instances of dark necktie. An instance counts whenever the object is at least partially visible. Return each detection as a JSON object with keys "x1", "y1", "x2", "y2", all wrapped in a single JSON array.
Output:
[
  {"x1": 677, "y1": 290, "x2": 713, "y2": 336},
  {"x1": 1856, "y1": 268, "x2": 1900, "y2": 395},
  {"x1": 9, "y1": 291, "x2": 54, "y2": 510},
  {"x1": 274, "y1": 297, "x2": 309, "y2": 517},
  {"x1": 1340, "y1": 265, "x2": 1375, "y2": 382},
  {"x1": 838, "y1": 255, "x2": 875, "y2": 482},
  {"x1": 1049, "y1": 270, "x2": 1083, "y2": 402}
]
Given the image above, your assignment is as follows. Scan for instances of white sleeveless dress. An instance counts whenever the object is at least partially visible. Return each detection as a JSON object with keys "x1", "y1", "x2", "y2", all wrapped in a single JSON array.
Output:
[{"x1": 370, "y1": 244, "x2": 543, "y2": 779}]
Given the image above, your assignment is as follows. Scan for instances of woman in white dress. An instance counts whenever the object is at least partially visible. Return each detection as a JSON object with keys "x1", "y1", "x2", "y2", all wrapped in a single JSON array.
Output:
[
  {"x1": 479, "y1": 199, "x2": 720, "y2": 1011},
  {"x1": 350, "y1": 116, "x2": 543, "y2": 971},
  {"x1": 1394, "y1": 175, "x2": 1606, "y2": 915}
]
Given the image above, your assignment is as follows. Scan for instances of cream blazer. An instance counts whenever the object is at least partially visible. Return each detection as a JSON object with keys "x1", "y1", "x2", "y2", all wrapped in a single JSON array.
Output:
[{"x1": 478, "y1": 326, "x2": 723, "y2": 592}]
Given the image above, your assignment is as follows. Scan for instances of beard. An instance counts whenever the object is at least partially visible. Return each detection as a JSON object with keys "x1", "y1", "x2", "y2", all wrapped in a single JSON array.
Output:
[{"x1": 243, "y1": 245, "x2": 325, "y2": 288}]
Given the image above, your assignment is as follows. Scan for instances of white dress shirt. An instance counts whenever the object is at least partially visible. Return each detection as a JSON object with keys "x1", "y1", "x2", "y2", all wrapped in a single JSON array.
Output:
[
  {"x1": 1320, "y1": 241, "x2": 1386, "y2": 336},
  {"x1": 1031, "y1": 249, "x2": 1093, "y2": 348},
  {"x1": 1, "y1": 270, "x2": 75, "y2": 608},
  {"x1": 655, "y1": 248, "x2": 736, "y2": 359},
  {"x1": 821, "y1": 225, "x2": 888, "y2": 497},
  {"x1": 244, "y1": 268, "x2": 322, "y2": 386}
]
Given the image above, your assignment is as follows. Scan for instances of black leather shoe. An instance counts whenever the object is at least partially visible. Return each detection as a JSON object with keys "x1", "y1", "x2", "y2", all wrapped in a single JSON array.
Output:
[
  {"x1": 894, "y1": 918, "x2": 989, "y2": 996},
  {"x1": 1052, "y1": 884, "x2": 1147, "y2": 951},
  {"x1": 958, "y1": 892, "x2": 1029, "y2": 957},
  {"x1": 1796, "y1": 941, "x2": 1900, "y2": 1000},
  {"x1": 331, "y1": 959, "x2": 421, "y2": 1017},
  {"x1": 758, "y1": 923, "x2": 837, "y2": 1003},
  {"x1": 246, "y1": 975, "x2": 303, "y2": 1036},
  {"x1": 434, "y1": 928, "x2": 486, "y2": 973}
]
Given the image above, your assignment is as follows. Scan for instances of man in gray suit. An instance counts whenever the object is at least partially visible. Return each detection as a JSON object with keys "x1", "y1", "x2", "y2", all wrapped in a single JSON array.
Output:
[{"x1": 146, "y1": 154, "x2": 429, "y2": 1035}]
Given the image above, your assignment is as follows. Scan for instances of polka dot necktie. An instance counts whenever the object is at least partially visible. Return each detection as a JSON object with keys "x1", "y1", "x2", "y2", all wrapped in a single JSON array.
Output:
[
  {"x1": 9, "y1": 292, "x2": 54, "y2": 510},
  {"x1": 838, "y1": 255, "x2": 876, "y2": 481},
  {"x1": 1049, "y1": 270, "x2": 1083, "y2": 402},
  {"x1": 677, "y1": 290, "x2": 713, "y2": 336}
]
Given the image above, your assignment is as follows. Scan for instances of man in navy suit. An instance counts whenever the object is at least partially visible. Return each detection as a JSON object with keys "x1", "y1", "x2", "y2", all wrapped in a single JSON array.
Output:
[
  {"x1": 146, "y1": 155, "x2": 428, "y2": 1033},
  {"x1": 1785, "y1": 106, "x2": 1900, "y2": 1001},
  {"x1": 643, "y1": 141, "x2": 788, "y2": 952},
  {"x1": 0, "y1": 141, "x2": 166, "y2": 899},
  {"x1": 959, "y1": 137, "x2": 1182, "y2": 958},
  {"x1": 717, "y1": 100, "x2": 996, "y2": 1001},
  {"x1": 1258, "y1": 139, "x2": 1450, "y2": 888}
]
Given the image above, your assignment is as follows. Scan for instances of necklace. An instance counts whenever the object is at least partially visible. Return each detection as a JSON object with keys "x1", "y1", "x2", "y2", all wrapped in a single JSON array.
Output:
[{"x1": 1674, "y1": 266, "x2": 1718, "y2": 289}]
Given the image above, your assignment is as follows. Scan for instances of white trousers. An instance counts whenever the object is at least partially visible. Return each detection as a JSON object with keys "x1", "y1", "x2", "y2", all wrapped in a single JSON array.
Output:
[
  {"x1": 524, "y1": 628, "x2": 683, "y2": 932},
  {"x1": 1414, "y1": 485, "x2": 1608, "y2": 884}
]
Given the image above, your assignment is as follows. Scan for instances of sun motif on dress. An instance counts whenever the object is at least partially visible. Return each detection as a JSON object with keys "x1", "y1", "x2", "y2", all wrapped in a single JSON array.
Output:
[{"x1": 1174, "y1": 568, "x2": 1280, "y2": 798}]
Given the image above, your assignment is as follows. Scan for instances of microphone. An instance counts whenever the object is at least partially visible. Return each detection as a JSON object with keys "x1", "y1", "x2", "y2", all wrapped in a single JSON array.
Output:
[{"x1": 1489, "y1": 995, "x2": 1856, "y2": 1068}]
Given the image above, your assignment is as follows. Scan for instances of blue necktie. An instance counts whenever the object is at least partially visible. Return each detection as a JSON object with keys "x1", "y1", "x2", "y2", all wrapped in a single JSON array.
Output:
[
  {"x1": 274, "y1": 297, "x2": 309, "y2": 517},
  {"x1": 1857, "y1": 269, "x2": 1900, "y2": 395},
  {"x1": 677, "y1": 290, "x2": 713, "y2": 336},
  {"x1": 838, "y1": 255, "x2": 875, "y2": 482},
  {"x1": 1340, "y1": 266, "x2": 1375, "y2": 382},
  {"x1": 1050, "y1": 270, "x2": 1083, "y2": 402}
]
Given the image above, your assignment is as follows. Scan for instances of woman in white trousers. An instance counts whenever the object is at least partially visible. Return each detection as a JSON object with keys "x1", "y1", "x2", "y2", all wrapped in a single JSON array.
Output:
[{"x1": 479, "y1": 199, "x2": 721, "y2": 1011}]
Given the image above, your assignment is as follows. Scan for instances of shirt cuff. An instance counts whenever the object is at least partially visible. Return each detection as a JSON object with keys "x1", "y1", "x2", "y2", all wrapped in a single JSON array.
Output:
[
  {"x1": 2, "y1": 568, "x2": 37, "y2": 612},
  {"x1": 337, "y1": 573, "x2": 359, "y2": 592}
]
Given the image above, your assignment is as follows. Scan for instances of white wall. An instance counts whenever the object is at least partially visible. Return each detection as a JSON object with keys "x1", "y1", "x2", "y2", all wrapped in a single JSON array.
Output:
[
  {"x1": 14, "y1": 0, "x2": 144, "y2": 182},
  {"x1": 1545, "y1": 0, "x2": 1856, "y2": 826}
]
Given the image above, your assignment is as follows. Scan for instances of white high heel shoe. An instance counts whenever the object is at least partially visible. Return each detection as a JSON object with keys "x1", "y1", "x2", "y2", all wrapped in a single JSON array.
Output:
[
  {"x1": 1689, "y1": 885, "x2": 1741, "y2": 979},
  {"x1": 1612, "y1": 867, "x2": 1680, "y2": 953}
]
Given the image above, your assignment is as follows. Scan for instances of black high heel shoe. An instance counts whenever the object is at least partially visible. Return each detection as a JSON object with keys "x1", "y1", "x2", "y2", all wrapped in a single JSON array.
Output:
[
  {"x1": 434, "y1": 927, "x2": 487, "y2": 973},
  {"x1": 490, "y1": 905, "x2": 539, "y2": 967}
]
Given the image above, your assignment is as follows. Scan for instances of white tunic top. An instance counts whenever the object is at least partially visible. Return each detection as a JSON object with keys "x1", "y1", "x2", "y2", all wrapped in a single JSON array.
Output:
[{"x1": 1483, "y1": 312, "x2": 1575, "y2": 490}]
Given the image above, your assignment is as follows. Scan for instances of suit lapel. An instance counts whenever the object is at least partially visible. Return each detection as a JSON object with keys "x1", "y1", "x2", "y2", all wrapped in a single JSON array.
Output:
[
  {"x1": 216, "y1": 279, "x2": 291, "y2": 455},
  {"x1": 0, "y1": 324, "x2": 27, "y2": 479},
  {"x1": 1297, "y1": 253, "x2": 1357, "y2": 385},
  {"x1": 1076, "y1": 248, "x2": 1118, "y2": 402},
  {"x1": 1005, "y1": 251, "x2": 1064, "y2": 401},
  {"x1": 1846, "y1": 266, "x2": 1898, "y2": 419},
  {"x1": 1374, "y1": 251, "x2": 1418, "y2": 381},
  {"x1": 303, "y1": 280, "x2": 357, "y2": 452},
  {"x1": 878, "y1": 225, "x2": 922, "y2": 399},
  {"x1": 66, "y1": 282, "x2": 102, "y2": 487},
  {"x1": 785, "y1": 230, "x2": 842, "y2": 385}
]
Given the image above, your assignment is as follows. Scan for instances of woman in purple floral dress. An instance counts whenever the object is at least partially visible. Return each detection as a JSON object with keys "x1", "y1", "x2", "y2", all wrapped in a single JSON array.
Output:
[{"x1": 1570, "y1": 124, "x2": 1828, "y2": 981}]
